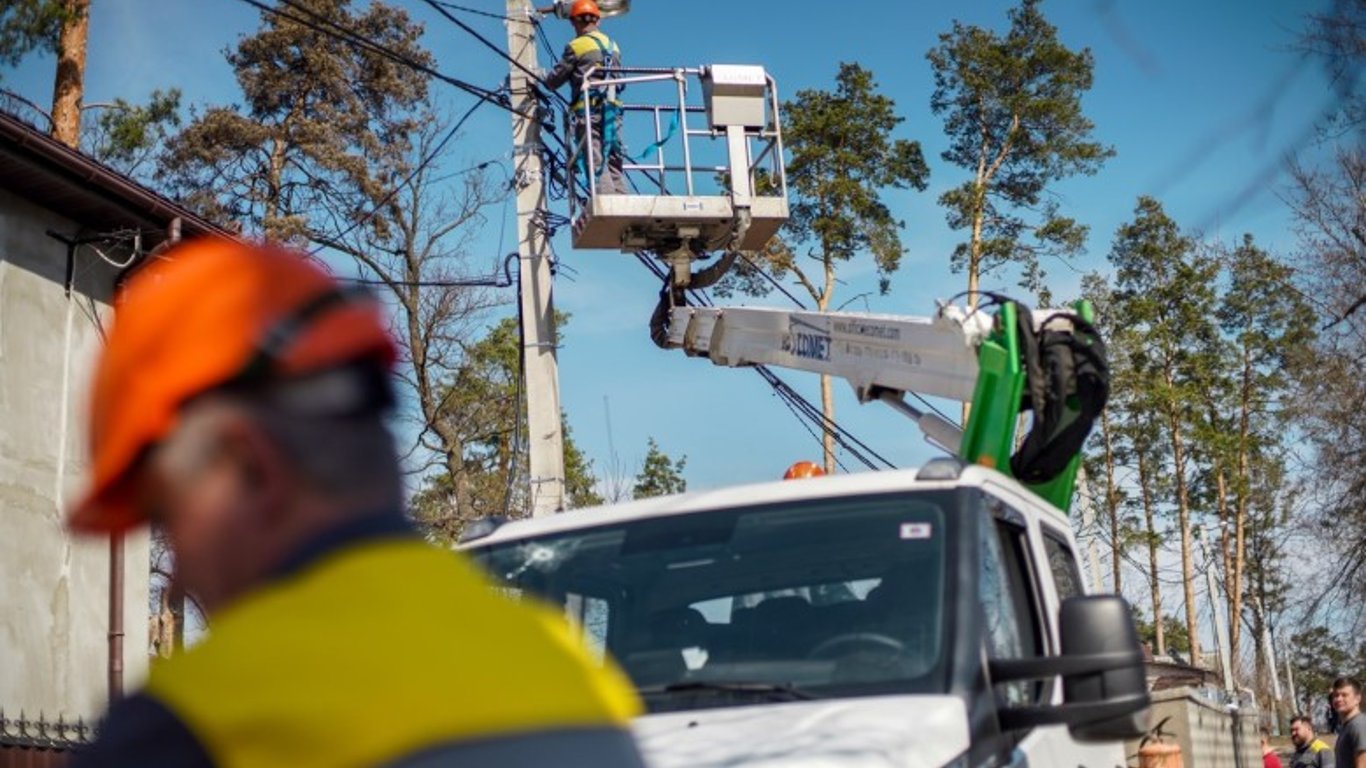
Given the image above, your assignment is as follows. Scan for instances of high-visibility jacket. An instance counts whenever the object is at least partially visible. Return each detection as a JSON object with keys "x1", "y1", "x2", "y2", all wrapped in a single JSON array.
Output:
[
  {"x1": 72, "y1": 516, "x2": 644, "y2": 767},
  {"x1": 1291, "y1": 737, "x2": 1335, "y2": 768},
  {"x1": 544, "y1": 29, "x2": 622, "y2": 112}
]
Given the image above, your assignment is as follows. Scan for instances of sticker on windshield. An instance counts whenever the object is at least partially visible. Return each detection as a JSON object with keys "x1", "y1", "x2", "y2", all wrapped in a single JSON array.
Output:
[{"x1": 899, "y1": 522, "x2": 933, "y2": 540}]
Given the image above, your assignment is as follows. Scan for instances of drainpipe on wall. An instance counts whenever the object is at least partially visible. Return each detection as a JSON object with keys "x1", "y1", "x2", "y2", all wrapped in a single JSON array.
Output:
[
  {"x1": 107, "y1": 218, "x2": 182, "y2": 704},
  {"x1": 108, "y1": 533, "x2": 123, "y2": 703}
]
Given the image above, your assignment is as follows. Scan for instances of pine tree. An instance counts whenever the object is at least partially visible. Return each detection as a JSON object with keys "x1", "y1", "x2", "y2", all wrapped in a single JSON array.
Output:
[
  {"x1": 1214, "y1": 234, "x2": 1315, "y2": 672},
  {"x1": 927, "y1": 0, "x2": 1112, "y2": 307},
  {"x1": 411, "y1": 315, "x2": 603, "y2": 541},
  {"x1": 724, "y1": 62, "x2": 928, "y2": 473},
  {"x1": 158, "y1": 0, "x2": 429, "y2": 242},
  {"x1": 632, "y1": 438, "x2": 687, "y2": 499},
  {"x1": 1109, "y1": 196, "x2": 1220, "y2": 666}
]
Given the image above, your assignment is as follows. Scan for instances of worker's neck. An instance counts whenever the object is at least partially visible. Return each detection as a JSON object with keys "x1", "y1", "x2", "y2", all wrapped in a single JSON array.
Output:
[{"x1": 255, "y1": 497, "x2": 402, "y2": 580}]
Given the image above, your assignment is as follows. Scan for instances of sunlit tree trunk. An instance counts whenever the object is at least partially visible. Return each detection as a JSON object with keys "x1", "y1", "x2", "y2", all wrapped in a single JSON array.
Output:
[{"x1": 49, "y1": 0, "x2": 88, "y2": 148}]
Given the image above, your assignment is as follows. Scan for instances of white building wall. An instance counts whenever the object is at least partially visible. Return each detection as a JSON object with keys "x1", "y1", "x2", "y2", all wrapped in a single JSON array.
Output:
[{"x1": 0, "y1": 187, "x2": 150, "y2": 722}]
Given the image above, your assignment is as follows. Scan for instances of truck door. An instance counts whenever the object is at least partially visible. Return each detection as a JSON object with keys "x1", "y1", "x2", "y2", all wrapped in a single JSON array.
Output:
[
  {"x1": 976, "y1": 500, "x2": 1129, "y2": 768},
  {"x1": 973, "y1": 500, "x2": 1048, "y2": 765},
  {"x1": 1027, "y1": 521, "x2": 1131, "y2": 768}
]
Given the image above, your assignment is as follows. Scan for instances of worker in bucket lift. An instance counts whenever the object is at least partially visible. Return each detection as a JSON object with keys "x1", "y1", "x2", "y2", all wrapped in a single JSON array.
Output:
[
  {"x1": 68, "y1": 239, "x2": 646, "y2": 767},
  {"x1": 543, "y1": 0, "x2": 628, "y2": 195}
]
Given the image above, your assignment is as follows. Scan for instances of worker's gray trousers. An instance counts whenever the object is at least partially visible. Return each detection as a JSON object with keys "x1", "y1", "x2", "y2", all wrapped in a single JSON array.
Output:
[{"x1": 572, "y1": 111, "x2": 627, "y2": 195}]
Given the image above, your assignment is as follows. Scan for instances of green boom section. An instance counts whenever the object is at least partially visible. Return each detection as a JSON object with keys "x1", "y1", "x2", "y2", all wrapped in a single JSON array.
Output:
[{"x1": 956, "y1": 301, "x2": 1096, "y2": 514}]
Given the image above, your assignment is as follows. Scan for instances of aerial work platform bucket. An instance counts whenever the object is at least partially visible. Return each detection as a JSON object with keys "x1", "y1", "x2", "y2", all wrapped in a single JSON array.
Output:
[{"x1": 567, "y1": 65, "x2": 789, "y2": 257}]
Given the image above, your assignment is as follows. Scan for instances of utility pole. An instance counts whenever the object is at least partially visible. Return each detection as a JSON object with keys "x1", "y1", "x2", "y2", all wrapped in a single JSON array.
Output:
[
  {"x1": 1075, "y1": 467, "x2": 1106, "y2": 595},
  {"x1": 1200, "y1": 526, "x2": 1236, "y2": 693},
  {"x1": 507, "y1": 0, "x2": 566, "y2": 516},
  {"x1": 1284, "y1": 644, "x2": 1298, "y2": 715}
]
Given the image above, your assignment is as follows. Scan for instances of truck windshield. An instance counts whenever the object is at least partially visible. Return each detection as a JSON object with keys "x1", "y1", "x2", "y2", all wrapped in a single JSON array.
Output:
[{"x1": 468, "y1": 492, "x2": 955, "y2": 712}]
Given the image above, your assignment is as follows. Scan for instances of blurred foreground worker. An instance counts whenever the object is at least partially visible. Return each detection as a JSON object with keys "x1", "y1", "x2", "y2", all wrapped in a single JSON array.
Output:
[
  {"x1": 69, "y1": 239, "x2": 645, "y2": 767},
  {"x1": 544, "y1": 0, "x2": 627, "y2": 194}
]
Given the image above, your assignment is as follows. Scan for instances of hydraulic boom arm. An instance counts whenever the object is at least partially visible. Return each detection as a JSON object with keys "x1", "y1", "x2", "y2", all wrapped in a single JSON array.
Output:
[{"x1": 664, "y1": 300, "x2": 1102, "y2": 512}]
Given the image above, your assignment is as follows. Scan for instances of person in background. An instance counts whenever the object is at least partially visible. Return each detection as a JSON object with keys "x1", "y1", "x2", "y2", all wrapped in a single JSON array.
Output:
[
  {"x1": 1290, "y1": 714, "x2": 1335, "y2": 768},
  {"x1": 1265, "y1": 727, "x2": 1286, "y2": 768},
  {"x1": 69, "y1": 239, "x2": 646, "y2": 767},
  {"x1": 1332, "y1": 677, "x2": 1366, "y2": 768}
]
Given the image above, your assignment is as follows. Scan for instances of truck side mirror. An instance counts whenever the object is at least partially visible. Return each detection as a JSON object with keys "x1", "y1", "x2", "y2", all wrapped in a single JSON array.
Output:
[
  {"x1": 989, "y1": 595, "x2": 1150, "y2": 741},
  {"x1": 1058, "y1": 594, "x2": 1151, "y2": 742}
]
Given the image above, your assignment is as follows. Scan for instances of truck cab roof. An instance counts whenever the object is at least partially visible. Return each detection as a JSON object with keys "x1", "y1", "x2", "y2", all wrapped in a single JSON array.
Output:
[{"x1": 461, "y1": 461, "x2": 1070, "y2": 549}]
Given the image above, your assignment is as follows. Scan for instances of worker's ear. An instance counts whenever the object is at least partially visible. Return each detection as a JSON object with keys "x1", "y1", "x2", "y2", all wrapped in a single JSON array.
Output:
[{"x1": 214, "y1": 410, "x2": 293, "y2": 521}]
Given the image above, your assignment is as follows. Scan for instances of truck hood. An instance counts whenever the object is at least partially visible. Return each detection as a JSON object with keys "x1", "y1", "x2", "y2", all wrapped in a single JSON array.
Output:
[{"x1": 632, "y1": 695, "x2": 970, "y2": 768}]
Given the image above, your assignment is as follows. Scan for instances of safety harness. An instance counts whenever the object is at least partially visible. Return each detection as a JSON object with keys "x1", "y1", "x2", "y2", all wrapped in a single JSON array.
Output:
[{"x1": 572, "y1": 32, "x2": 622, "y2": 183}]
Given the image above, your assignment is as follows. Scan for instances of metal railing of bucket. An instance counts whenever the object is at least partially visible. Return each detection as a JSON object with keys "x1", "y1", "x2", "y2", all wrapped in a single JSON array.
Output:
[{"x1": 565, "y1": 65, "x2": 787, "y2": 223}]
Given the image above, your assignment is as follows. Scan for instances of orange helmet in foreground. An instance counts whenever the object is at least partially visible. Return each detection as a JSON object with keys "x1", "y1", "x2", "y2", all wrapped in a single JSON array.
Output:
[
  {"x1": 783, "y1": 461, "x2": 826, "y2": 480},
  {"x1": 569, "y1": 0, "x2": 601, "y2": 19},
  {"x1": 68, "y1": 238, "x2": 397, "y2": 535}
]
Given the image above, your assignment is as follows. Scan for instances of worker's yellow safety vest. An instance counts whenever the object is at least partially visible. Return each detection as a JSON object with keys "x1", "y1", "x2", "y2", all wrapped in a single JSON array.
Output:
[{"x1": 145, "y1": 538, "x2": 641, "y2": 768}]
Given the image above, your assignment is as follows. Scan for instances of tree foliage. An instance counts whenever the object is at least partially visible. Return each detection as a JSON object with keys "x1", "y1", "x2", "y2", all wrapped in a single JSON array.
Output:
[
  {"x1": 83, "y1": 89, "x2": 182, "y2": 179},
  {"x1": 632, "y1": 438, "x2": 687, "y2": 499},
  {"x1": 0, "y1": 0, "x2": 70, "y2": 70},
  {"x1": 1286, "y1": 148, "x2": 1366, "y2": 617},
  {"x1": 410, "y1": 315, "x2": 602, "y2": 542},
  {"x1": 1108, "y1": 195, "x2": 1218, "y2": 664},
  {"x1": 926, "y1": 0, "x2": 1112, "y2": 304},
  {"x1": 721, "y1": 62, "x2": 928, "y2": 472},
  {"x1": 763, "y1": 62, "x2": 929, "y2": 300},
  {"x1": 1132, "y1": 608, "x2": 1191, "y2": 657},
  {"x1": 1087, "y1": 195, "x2": 1317, "y2": 697},
  {"x1": 1298, "y1": 0, "x2": 1364, "y2": 137},
  {"x1": 1290, "y1": 626, "x2": 1366, "y2": 716},
  {"x1": 158, "y1": 0, "x2": 430, "y2": 241}
]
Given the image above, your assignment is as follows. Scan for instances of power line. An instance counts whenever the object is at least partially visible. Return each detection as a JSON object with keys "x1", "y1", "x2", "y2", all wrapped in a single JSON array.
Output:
[
  {"x1": 394, "y1": 0, "x2": 902, "y2": 472},
  {"x1": 737, "y1": 253, "x2": 810, "y2": 310},
  {"x1": 418, "y1": 0, "x2": 567, "y2": 107},
  {"x1": 631, "y1": 251, "x2": 896, "y2": 471},
  {"x1": 341, "y1": 252, "x2": 518, "y2": 289},
  {"x1": 430, "y1": 0, "x2": 511, "y2": 21},
  {"x1": 309, "y1": 93, "x2": 497, "y2": 256},
  {"x1": 235, "y1": 0, "x2": 510, "y2": 109}
]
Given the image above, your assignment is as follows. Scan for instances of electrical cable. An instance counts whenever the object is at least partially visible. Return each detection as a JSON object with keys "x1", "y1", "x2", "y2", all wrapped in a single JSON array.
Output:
[
  {"x1": 431, "y1": 0, "x2": 511, "y2": 21},
  {"x1": 385, "y1": 5, "x2": 903, "y2": 473},
  {"x1": 309, "y1": 91, "x2": 496, "y2": 257},
  {"x1": 505, "y1": 267, "x2": 528, "y2": 516},
  {"x1": 534, "y1": 17, "x2": 559, "y2": 61},
  {"x1": 768, "y1": 377, "x2": 853, "y2": 474},
  {"x1": 736, "y1": 253, "x2": 810, "y2": 310},
  {"x1": 342, "y1": 252, "x2": 518, "y2": 289},
  {"x1": 236, "y1": 0, "x2": 510, "y2": 109},
  {"x1": 418, "y1": 0, "x2": 568, "y2": 108}
]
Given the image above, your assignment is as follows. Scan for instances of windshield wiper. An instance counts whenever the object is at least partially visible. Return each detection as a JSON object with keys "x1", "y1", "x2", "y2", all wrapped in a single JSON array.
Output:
[{"x1": 639, "y1": 681, "x2": 816, "y2": 701}]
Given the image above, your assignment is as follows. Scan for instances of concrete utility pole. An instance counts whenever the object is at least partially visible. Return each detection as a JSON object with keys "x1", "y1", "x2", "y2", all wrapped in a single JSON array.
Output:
[
  {"x1": 1200, "y1": 526, "x2": 1236, "y2": 693},
  {"x1": 507, "y1": 0, "x2": 566, "y2": 516}
]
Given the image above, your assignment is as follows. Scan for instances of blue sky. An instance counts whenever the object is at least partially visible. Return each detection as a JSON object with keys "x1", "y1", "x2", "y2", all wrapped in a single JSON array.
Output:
[{"x1": 6, "y1": 0, "x2": 1336, "y2": 494}]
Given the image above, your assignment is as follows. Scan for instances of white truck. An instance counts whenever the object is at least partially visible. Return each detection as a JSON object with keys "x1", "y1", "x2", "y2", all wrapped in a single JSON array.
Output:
[{"x1": 460, "y1": 300, "x2": 1151, "y2": 767}]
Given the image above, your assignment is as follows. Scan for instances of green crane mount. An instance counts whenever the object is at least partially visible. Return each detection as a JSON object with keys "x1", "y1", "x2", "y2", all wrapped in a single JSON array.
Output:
[{"x1": 661, "y1": 299, "x2": 1108, "y2": 513}]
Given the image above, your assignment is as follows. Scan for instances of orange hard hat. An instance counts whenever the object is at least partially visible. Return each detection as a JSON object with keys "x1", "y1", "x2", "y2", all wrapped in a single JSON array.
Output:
[
  {"x1": 68, "y1": 238, "x2": 397, "y2": 535},
  {"x1": 783, "y1": 461, "x2": 826, "y2": 480},
  {"x1": 569, "y1": 0, "x2": 600, "y2": 19}
]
